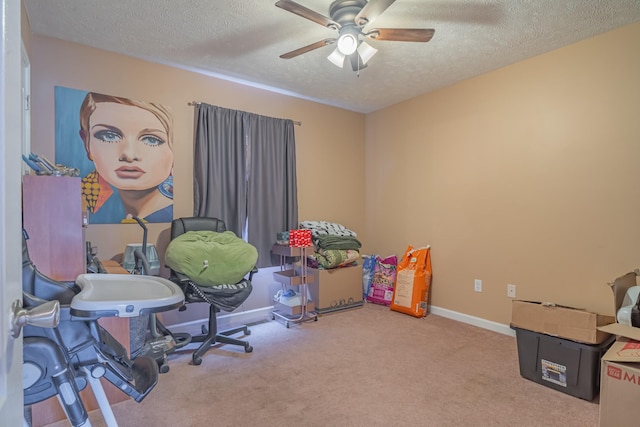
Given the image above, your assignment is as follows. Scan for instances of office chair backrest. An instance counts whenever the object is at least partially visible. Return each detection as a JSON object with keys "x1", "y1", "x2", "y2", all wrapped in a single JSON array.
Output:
[
  {"x1": 167, "y1": 217, "x2": 255, "y2": 364},
  {"x1": 169, "y1": 217, "x2": 229, "y2": 284},
  {"x1": 171, "y1": 217, "x2": 227, "y2": 240}
]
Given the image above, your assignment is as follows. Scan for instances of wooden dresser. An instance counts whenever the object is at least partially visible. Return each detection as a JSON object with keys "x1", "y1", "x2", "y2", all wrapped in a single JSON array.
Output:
[{"x1": 22, "y1": 175, "x2": 86, "y2": 280}]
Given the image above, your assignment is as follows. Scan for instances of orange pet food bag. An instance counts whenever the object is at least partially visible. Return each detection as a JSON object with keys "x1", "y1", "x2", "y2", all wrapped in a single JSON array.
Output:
[{"x1": 390, "y1": 245, "x2": 432, "y2": 317}]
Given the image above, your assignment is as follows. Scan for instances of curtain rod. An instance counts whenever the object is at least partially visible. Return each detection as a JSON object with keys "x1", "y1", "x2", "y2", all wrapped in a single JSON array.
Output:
[{"x1": 188, "y1": 101, "x2": 301, "y2": 126}]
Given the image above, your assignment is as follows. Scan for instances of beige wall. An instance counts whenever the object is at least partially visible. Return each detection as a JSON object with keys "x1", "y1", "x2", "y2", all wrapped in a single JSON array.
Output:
[
  {"x1": 26, "y1": 20, "x2": 640, "y2": 327},
  {"x1": 365, "y1": 22, "x2": 640, "y2": 324},
  {"x1": 29, "y1": 35, "x2": 366, "y2": 255},
  {"x1": 27, "y1": 35, "x2": 365, "y2": 315}
]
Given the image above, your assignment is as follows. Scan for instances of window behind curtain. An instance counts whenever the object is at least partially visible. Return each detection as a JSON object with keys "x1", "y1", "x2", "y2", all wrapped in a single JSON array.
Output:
[{"x1": 193, "y1": 104, "x2": 298, "y2": 268}]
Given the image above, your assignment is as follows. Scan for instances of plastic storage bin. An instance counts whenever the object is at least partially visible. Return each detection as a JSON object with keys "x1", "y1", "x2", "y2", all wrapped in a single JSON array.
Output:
[{"x1": 512, "y1": 326, "x2": 615, "y2": 400}]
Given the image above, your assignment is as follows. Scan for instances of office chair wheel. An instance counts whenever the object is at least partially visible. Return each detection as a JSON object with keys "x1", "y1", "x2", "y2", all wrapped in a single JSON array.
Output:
[
  {"x1": 245, "y1": 329, "x2": 251, "y2": 336},
  {"x1": 159, "y1": 363, "x2": 170, "y2": 374},
  {"x1": 192, "y1": 356, "x2": 203, "y2": 366},
  {"x1": 245, "y1": 345, "x2": 253, "y2": 353}
]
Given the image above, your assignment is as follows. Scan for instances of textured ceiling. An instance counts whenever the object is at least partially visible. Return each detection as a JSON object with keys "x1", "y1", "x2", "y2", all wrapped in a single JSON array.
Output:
[{"x1": 24, "y1": 0, "x2": 640, "y2": 113}]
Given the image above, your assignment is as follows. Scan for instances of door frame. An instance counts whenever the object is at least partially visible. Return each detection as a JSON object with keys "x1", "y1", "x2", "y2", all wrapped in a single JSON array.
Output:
[{"x1": 0, "y1": 0, "x2": 27, "y2": 424}]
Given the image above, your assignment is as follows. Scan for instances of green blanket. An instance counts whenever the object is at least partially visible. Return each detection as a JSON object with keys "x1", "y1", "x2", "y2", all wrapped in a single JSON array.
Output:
[
  {"x1": 315, "y1": 235, "x2": 362, "y2": 251},
  {"x1": 165, "y1": 230, "x2": 258, "y2": 286}
]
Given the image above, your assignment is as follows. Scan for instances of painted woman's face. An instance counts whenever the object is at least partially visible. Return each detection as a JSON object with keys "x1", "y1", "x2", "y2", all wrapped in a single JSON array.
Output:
[{"x1": 87, "y1": 102, "x2": 173, "y2": 191}]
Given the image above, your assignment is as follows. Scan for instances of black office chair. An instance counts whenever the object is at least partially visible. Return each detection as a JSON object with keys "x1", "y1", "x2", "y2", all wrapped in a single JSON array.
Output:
[
  {"x1": 21, "y1": 232, "x2": 183, "y2": 427},
  {"x1": 167, "y1": 217, "x2": 257, "y2": 365}
]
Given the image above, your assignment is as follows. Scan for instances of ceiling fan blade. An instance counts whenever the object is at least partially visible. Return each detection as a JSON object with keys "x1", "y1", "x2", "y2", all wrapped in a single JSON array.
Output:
[
  {"x1": 280, "y1": 38, "x2": 335, "y2": 59},
  {"x1": 355, "y1": 0, "x2": 396, "y2": 26},
  {"x1": 275, "y1": 0, "x2": 340, "y2": 29},
  {"x1": 349, "y1": 52, "x2": 367, "y2": 72},
  {"x1": 366, "y1": 28, "x2": 435, "y2": 42}
]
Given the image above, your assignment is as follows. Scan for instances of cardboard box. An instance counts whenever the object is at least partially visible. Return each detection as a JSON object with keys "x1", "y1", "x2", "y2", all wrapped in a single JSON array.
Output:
[
  {"x1": 511, "y1": 300, "x2": 614, "y2": 345},
  {"x1": 512, "y1": 326, "x2": 614, "y2": 400},
  {"x1": 597, "y1": 270, "x2": 640, "y2": 426},
  {"x1": 308, "y1": 265, "x2": 363, "y2": 315},
  {"x1": 598, "y1": 270, "x2": 640, "y2": 339},
  {"x1": 599, "y1": 338, "x2": 640, "y2": 426}
]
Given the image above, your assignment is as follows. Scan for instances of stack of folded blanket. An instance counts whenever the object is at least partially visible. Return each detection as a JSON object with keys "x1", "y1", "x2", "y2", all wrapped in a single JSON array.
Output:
[{"x1": 299, "y1": 220, "x2": 361, "y2": 269}]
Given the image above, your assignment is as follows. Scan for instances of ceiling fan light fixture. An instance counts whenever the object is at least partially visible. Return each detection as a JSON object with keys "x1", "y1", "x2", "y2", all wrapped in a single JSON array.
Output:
[
  {"x1": 276, "y1": 0, "x2": 435, "y2": 73},
  {"x1": 336, "y1": 33, "x2": 358, "y2": 55},
  {"x1": 357, "y1": 41, "x2": 377, "y2": 65},
  {"x1": 327, "y1": 47, "x2": 346, "y2": 68}
]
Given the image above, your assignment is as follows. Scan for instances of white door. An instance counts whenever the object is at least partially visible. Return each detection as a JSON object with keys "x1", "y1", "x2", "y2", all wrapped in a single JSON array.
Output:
[{"x1": 0, "y1": 0, "x2": 26, "y2": 425}]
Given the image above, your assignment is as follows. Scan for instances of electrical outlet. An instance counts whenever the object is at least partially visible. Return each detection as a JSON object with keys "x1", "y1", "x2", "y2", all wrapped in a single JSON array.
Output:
[
  {"x1": 507, "y1": 284, "x2": 516, "y2": 298},
  {"x1": 474, "y1": 279, "x2": 482, "y2": 293}
]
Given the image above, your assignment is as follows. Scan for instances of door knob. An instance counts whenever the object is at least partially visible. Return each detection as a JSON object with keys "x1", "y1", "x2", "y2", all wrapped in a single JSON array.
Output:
[{"x1": 11, "y1": 298, "x2": 60, "y2": 338}]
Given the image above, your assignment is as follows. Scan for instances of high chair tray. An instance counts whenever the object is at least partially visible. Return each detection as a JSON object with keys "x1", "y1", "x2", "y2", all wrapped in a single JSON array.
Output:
[{"x1": 70, "y1": 273, "x2": 184, "y2": 318}]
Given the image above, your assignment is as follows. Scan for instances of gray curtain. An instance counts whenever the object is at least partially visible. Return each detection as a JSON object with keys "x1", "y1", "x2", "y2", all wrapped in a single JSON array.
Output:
[{"x1": 193, "y1": 103, "x2": 298, "y2": 268}]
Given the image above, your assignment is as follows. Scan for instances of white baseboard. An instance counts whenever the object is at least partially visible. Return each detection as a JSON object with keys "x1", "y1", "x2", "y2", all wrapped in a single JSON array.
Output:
[
  {"x1": 169, "y1": 306, "x2": 274, "y2": 335},
  {"x1": 169, "y1": 304, "x2": 515, "y2": 338},
  {"x1": 218, "y1": 306, "x2": 274, "y2": 329},
  {"x1": 429, "y1": 305, "x2": 515, "y2": 337}
]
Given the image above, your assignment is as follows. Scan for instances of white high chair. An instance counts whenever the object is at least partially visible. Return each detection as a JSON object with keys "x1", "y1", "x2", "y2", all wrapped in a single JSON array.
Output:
[{"x1": 21, "y1": 234, "x2": 184, "y2": 427}]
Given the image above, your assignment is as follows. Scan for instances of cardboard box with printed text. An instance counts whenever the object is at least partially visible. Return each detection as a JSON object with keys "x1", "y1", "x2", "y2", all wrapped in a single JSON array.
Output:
[{"x1": 597, "y1": 270, "x2": 640, "y2": 426}]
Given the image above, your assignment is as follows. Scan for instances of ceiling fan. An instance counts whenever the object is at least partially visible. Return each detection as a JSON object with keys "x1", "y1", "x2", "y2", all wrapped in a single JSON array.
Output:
[{"x1": 275, "y1": 0, "x2": 435, "y2": 71}]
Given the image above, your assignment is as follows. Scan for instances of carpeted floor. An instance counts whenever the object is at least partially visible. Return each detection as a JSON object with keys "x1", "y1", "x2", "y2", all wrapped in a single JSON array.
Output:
[{"x1": 45, "y1": 302, "x2": 600, "y2": 427}]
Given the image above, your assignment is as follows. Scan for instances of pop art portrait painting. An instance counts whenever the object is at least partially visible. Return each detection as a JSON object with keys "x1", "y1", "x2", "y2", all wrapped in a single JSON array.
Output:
[{"x1": 55, "y1": 87, "x2": 174, "y2": 224}]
